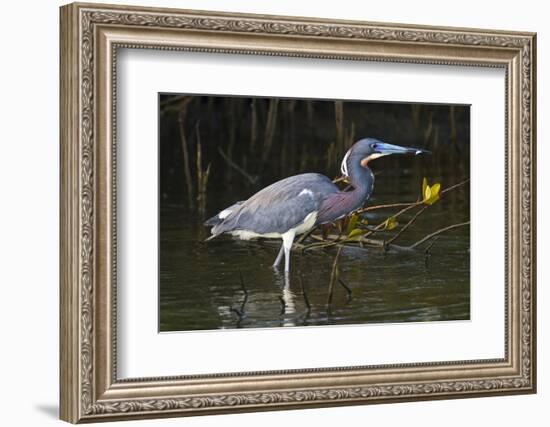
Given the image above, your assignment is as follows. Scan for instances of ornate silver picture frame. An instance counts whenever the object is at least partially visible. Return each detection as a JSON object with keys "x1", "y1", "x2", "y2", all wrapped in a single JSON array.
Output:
[{"x1": 60, "y1": 2, "x2": 536, "y2": 422}]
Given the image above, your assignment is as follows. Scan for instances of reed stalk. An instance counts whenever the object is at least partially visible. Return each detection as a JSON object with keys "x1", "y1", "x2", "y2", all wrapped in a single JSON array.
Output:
[
  {"x1": 177, "y1": 97, "x2": 194, "y2": 208},
  {"x1": 261, "y1": 99, "x2": 280, "y2": 164},
  {"x1": 195, "y1": 124, "x2": 211, "y2": 216},
  {"x1": 249, "y1": 98, "x2": 258, "y2": 152},
  {"x1": 334, "y1": 100, "x2": 345, "y2": 157}
]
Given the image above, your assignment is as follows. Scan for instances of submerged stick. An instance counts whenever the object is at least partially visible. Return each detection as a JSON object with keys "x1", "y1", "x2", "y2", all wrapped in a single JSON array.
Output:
[
  {"x1": 239, "y1": 271, "x2": 249, "y2": 313},
  {"x1": 326, "y1": 246, "x2": 343, "y2": 307},
  {"x1": 299, "y1": 275, "x2": 311, "y2": 312},
  {"x1": 338, "y1": 278, "x2": 352, "y2": 302},
  {"x1": 424, "y1": 236, "x2": 439, "y2": 267},
  {"x1": 229, "y1": 307, "x2": 246, "y2": 328}
]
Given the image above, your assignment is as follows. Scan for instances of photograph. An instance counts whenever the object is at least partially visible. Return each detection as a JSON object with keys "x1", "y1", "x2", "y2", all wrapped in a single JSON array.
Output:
[{"x1": 159, "y1": 95, "x2": 471, "y2": 332}]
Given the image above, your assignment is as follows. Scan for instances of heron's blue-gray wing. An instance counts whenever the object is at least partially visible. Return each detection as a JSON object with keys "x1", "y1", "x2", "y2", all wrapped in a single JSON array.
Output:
[{"x1": 212, "y1": 173, "x2": 338, "y2": 236}]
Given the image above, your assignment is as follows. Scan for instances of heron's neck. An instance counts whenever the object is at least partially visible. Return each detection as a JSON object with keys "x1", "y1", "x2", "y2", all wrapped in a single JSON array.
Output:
[{"x1": 346, "y1": 158, "x2": 374, "y2": 202}]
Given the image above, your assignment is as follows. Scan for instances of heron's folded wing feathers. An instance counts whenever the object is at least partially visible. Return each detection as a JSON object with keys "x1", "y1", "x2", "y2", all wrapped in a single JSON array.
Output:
[{"x1": 212, "y1": 173, "x2": 337, "y2": 235}]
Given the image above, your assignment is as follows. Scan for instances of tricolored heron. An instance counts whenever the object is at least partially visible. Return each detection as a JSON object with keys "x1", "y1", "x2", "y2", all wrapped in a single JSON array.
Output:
[{"x1": 205, "y1": 138, "x2": 428, "y2": 273}]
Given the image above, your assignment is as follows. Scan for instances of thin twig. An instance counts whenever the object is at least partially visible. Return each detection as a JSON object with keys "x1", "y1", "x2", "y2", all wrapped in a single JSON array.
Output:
[
  {"x1": 409, "y1": 221, "x2": 470, "y2": 249},
  {"x1": 360, "y1": 201, "x2": 421, "y2": 212},
  {"x1": 356, "y1": 177, "x2": 469, "y2": 215},
  {"x1": 301, "y1": 178, "x2": 469, "y2": 251},
  {"x1": 218, "y1": 147, "x2": 258, "y2": 186},
  {"x1": 441, "y1": 178, "x2": 470, "y2": 195},
  {"x1": 386, "y1": 204, "x2": 430, "y2": 246},
  {"x1": 360, "y1": 178, "x2": 469, "y2": 239}
]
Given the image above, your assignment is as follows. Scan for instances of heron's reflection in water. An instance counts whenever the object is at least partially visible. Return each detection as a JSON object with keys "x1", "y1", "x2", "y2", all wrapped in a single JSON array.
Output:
[{"x1": 273, "y1": 270, "x2": 297, "y2": 327}]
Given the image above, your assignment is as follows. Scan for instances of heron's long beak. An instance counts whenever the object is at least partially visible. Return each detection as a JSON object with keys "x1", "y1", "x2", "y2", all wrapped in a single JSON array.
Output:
[{"x1": 376, "y1": 142, "x2": 430, "y2": 156}]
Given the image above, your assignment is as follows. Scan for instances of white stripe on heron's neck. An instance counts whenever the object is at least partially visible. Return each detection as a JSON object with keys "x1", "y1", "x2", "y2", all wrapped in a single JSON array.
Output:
[{"x1": 340, "y1": 149, "x2": 351, "y2": 177}]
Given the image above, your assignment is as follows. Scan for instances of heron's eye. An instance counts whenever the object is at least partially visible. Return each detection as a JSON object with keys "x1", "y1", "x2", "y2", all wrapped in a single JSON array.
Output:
[{"x1": 372, "y1": 143, "x2": 378, "y2": 150}]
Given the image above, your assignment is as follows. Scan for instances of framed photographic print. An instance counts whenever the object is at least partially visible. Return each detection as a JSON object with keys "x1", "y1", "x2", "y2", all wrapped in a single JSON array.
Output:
[{"x1": 60, "y1": 2, "x2": 537, "y2": 423}]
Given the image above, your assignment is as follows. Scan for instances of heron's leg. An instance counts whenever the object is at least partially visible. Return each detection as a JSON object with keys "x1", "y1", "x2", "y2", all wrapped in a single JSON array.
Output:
[
  {"x1": 272, "y1": 243, "x2": 284, "y2": 268},
  {"x1": 282, "y1": 231, "x2": 296, "y2": 274}
]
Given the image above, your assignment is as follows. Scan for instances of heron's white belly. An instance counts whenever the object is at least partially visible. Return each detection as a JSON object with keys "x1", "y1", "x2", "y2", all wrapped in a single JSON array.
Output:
[
  {"x1": 231, "y1": 211, "x2": 317, "y2": 241},
  {"x1": 293, "y1": 211, "x2": 318, "y2": 235}
]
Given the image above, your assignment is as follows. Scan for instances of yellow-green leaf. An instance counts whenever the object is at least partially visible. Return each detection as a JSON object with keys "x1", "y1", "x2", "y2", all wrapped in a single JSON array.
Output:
[
  {"x1": 348, "y1": 228, "x2": 367, "y2": 239},
  {"x1": 422, "y1": 177, "x2": 428, "y2": 200},
  {"x1": 431, "y1": 183, "x2": 441, "y2": 198},
  {"x1": 346, "y1": 214, "x2": 359, "y2": 236},
  {"x1": 384, "y1": 216, "x2": 398, "y2": 231},
  {"x1": 421, "y1": 179, "x2": 442, "y2": 205},
  {"x1": 424, "y1": 182, "x2": 441, "y2": 205},
  {"x1": 424, "y1": 185, "x2": 431, "y2": 201}
]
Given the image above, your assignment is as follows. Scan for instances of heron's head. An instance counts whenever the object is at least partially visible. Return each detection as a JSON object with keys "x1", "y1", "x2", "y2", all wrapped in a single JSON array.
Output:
[{"x1": 341, "y1": 138, "x2": 429, "y2": 176}]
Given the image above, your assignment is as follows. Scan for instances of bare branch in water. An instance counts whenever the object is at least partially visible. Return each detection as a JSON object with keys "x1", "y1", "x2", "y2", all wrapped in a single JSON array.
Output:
[
  {"x1": 300, "y1": 275, "x2": 311, "y2": 312},
  {"x1": 327, "y1": 246, "x2": 343, "y2": 308},
  {"x1": 229, "y1": 307, "x2": 246, "y2": 328},
  {"x1": 299, "y1": 178, "x2": 470, "y2": 252},
  {"x1": 338, "y1": 278, "x2": 352, "y2": 302},
  {"x1": 424, "y1": 236, "x2": 440, "y2": 267},
  {"x1": 238, "y1": 271, "x2": 249, "y2": 313},
  {"x1": 409, "y1": 221, "x2": 470, "y2": 250},
  {"x1": 386, "y1": 204, "x2": 430, "y2": 246}
]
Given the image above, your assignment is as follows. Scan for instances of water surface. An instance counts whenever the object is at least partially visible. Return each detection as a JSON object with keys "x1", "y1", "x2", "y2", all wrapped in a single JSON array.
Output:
[{"x1": 159, "y1": 175, "x2": 470, "y2": 332}]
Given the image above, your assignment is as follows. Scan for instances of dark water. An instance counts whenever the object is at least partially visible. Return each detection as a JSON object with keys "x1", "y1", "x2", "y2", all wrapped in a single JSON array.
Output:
[{"x1": 159, "y1": 174, "x2": 470, "y2": 332}]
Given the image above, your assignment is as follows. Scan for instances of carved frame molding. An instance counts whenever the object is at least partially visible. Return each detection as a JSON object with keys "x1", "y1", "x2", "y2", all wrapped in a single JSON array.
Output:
[{"x1": 60, "y1": 2, "x2": 536, "y2": 423}]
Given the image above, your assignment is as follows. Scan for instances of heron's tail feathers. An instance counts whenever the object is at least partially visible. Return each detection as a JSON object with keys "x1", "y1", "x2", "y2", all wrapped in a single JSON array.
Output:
[
  {"x1": 204, "y1": 201, "x2": 244, "y2": 227},
  {"x1": 204, "y1": 233, "x2": 219, "y2": 242},
  {"x1": 204, "y1": 216, "x2": 222, "y2": 227}
]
